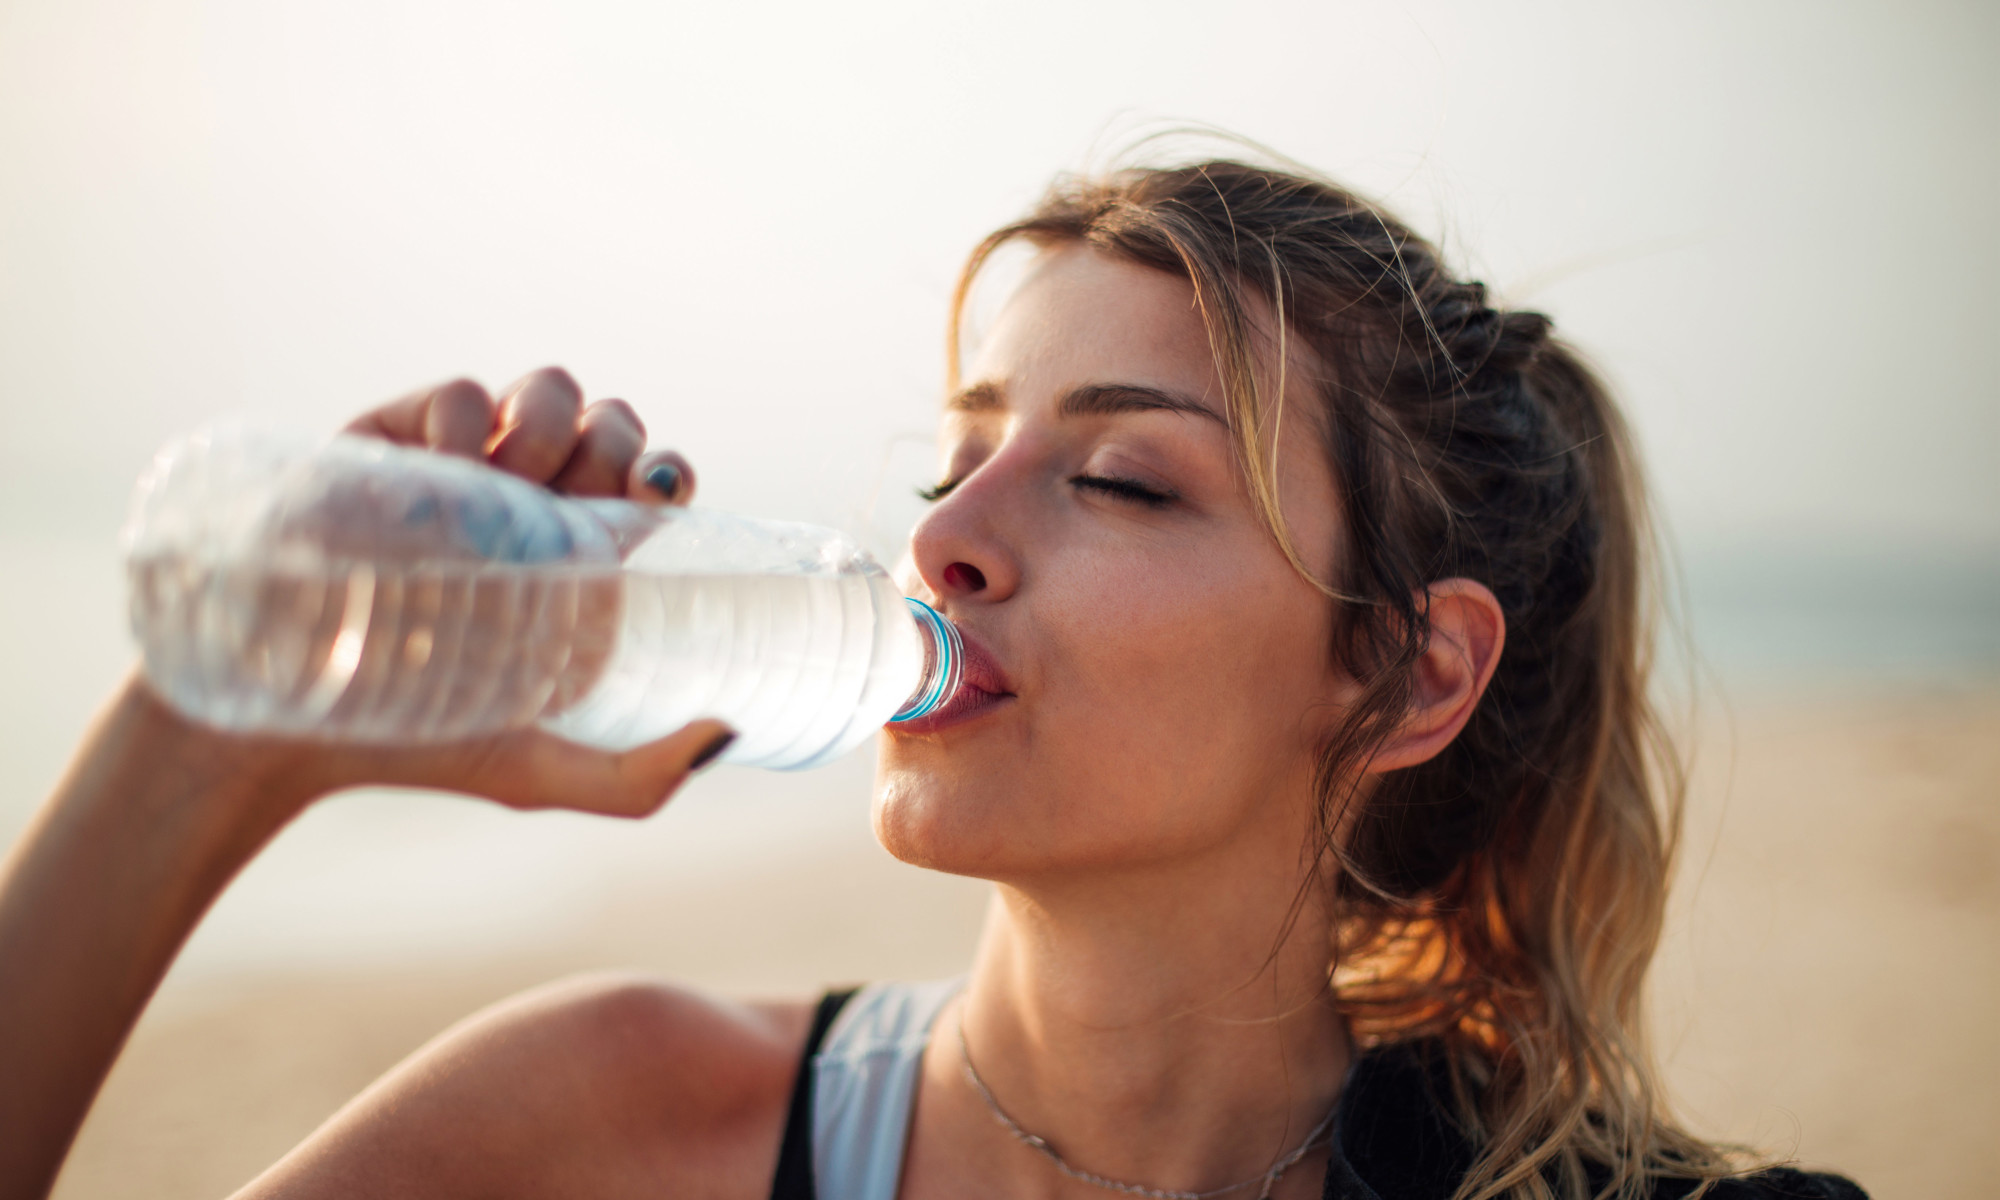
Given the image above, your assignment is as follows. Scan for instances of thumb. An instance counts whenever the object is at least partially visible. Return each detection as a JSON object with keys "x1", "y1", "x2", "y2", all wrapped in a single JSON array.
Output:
[
  {"x1": 627, "y1": 450, "x2": 696, "y2": 507},
  {"x1": 465, "y1": 719, "x2": 737, "y2": 816},
  {"x1": 616, "y1": 720, "x2": 737, "y2": 814}
]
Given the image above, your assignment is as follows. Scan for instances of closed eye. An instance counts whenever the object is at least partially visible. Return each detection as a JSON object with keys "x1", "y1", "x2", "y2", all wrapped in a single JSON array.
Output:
[
  {"x1": 1071, "y1": 474, "x2": 1176, "y2": 508},
  {"x1": 920, "y1": 474, "x2": 1177, "y2": 507}
]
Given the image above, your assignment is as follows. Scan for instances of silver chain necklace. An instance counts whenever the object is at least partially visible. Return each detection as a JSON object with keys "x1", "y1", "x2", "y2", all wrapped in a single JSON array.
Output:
[{"x1": 955, "y1": 1011, "x2": 1340, "y2": 1200}]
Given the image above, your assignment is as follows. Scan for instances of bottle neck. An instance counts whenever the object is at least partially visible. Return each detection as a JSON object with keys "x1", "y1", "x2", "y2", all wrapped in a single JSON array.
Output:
[{"x1": 891, "y1": 598, "x2": 962, "y2": 722}]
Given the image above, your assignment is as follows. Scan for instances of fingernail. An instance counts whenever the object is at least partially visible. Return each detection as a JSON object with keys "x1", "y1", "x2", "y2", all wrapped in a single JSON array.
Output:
[
  {"x1": 645, "y1": 463, "x2": 682, "y2": 498},
  {"x1": 689, "y1": 730, "x2": 735, "y2": 772}
]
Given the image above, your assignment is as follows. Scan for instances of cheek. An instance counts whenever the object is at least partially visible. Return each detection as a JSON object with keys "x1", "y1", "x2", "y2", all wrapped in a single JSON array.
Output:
[
  {"x1": 1058, "y1": 529, "x2": 1326, "y2": 693},
  {"x1": 1024, "y1": 534, "x2": 1334, "y2": 826}
]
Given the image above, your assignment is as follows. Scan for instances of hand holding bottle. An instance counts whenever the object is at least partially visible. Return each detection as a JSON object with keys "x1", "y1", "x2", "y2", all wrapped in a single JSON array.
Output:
[
  {"x1": 214, "y1": 368, "x2": 735, "y2": 812},
  {"x1": 127, "y1": 374, "x2": 960, "y2": 773}
]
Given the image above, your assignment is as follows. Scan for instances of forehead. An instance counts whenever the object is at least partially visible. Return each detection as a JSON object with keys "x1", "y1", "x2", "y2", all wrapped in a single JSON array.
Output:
[{"x1": 962, "y1": 245, "x2": 1225, "y2": 406}]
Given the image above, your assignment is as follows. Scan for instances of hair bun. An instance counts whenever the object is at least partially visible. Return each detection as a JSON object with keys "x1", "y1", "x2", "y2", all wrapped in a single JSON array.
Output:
[
  {"x1": 1441, "y1": 285, "x2": 1550, "y2": 379},
  {"x1": 1488, "y1": 309, "x2": 1553, "y2": 373}
]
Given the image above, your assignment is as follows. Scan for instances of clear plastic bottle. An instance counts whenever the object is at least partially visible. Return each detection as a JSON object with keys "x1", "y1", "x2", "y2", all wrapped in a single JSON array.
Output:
[{"x1": 122, "y1": 427, "x2": 961, "y2": 770}]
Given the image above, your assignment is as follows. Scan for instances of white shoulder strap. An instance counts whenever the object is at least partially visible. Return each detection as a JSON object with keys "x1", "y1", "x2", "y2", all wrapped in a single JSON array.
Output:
[{"x1": 811, "y1": 978, "x2": 964, "y2": 1200}]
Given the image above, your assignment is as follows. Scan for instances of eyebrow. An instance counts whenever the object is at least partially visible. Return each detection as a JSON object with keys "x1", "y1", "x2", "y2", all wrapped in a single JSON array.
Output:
[{"x1": 946, "y1": 381, "x2": 1227, "y2": 427}]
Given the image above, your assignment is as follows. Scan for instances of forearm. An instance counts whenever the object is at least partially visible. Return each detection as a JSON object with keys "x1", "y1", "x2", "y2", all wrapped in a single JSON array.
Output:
[{"x1": 0, "y1": 679, "x2": 315, "y2": 1200}]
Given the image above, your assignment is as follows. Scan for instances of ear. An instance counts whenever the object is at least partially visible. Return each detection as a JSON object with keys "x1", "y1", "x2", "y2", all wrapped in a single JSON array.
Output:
[{"x1": 1363, "y1": 578, "x2": 1506, "y2": 776}]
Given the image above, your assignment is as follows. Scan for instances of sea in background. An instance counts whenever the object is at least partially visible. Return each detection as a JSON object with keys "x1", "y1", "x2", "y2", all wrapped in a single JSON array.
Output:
[{"x1": 1668, "y1": 539, "x2": 2000, "y2": 691}]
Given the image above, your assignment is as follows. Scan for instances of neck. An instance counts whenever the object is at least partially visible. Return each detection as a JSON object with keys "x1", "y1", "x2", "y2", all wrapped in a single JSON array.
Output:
[{"x1": 948, "y1": 834, "x2": 1351, "y2": 1198}]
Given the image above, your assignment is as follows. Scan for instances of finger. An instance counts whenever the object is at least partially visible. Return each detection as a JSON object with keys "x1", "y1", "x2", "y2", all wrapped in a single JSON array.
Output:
[
  {"x1": 549, "y1": 399, "x2": 647, "y2": 497},
  {"x1": 346, "y1": 379, "x2": 496, "y2": 456},
  {"x1": 627, "y1": 449, "x2": 698, "y2": 507},
  {"x1": 486, "y1": 367, "x2": 584, "y2": 482}
]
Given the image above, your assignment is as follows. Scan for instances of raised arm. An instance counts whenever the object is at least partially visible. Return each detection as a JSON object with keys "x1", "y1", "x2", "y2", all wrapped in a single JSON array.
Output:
[{"x1": 0, "y1": 370, "x2": 731, "y2": 1200}]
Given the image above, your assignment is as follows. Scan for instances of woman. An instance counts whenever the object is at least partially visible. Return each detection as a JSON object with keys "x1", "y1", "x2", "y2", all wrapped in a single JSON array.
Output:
[{"x1": 0, "y1": 158, "x2": 1863, "y2": 1200}]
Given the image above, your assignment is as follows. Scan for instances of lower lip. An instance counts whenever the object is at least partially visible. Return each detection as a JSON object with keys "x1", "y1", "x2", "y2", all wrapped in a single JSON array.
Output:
[{"x1": 888, "y1": 686, "x2": 1013, "y2": 736}]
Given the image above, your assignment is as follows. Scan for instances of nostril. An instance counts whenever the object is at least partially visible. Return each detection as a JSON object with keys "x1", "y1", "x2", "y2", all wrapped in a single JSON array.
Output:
[{"x1": 943, "y1": 562, "x2": 987, "y2": 592}]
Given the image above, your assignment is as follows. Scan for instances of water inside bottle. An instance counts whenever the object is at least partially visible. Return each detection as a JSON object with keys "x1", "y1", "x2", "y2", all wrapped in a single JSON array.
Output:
[
  {"x1": 542, "y1": 567, "x2": 923, "y2": 767},
  {"x1": 129, "y1": 553, "x2": 924, "y2": 769},
  {"x1": 128, "y1": 555, "x2": 621, "y2": 742}
]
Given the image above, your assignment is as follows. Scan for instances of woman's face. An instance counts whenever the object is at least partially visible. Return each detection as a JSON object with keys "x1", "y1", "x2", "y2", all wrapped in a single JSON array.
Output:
[{"x1": 876, "y1": 245, "x2": 1350, "y2": 883}]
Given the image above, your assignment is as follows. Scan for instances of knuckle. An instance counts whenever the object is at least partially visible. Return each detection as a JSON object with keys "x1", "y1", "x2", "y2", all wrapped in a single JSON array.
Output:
[{"x1": 505, "y1": 443, "x2": 573, "y2": 479}]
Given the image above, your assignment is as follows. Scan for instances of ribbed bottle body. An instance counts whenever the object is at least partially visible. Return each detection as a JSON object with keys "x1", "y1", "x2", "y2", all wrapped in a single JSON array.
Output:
[{"x1": 125, "y1": 429, "x2": 932, "y2": 770}]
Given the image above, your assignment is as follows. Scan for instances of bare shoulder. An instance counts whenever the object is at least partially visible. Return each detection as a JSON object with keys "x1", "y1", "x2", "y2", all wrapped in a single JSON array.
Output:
[{"x1": 234, "y1": 973, "x2": 815, "y2": 1200}]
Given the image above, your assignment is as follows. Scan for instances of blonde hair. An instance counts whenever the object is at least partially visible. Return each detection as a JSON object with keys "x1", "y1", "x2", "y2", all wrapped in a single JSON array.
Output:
[{"x1": 950, "y1": 158, "x2": 1736, "y2": 1200}]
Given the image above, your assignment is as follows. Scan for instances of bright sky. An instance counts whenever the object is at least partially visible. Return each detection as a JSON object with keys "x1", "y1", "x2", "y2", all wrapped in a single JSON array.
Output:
[{"x1": 0, "y1": 0, "x2": 1993, "y2": 553}]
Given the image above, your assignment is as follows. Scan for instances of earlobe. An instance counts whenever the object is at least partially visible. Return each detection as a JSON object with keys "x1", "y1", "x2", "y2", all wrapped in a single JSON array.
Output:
[{"x1": 1365, "y1": 579, "x2": 1506, "y2": 774}]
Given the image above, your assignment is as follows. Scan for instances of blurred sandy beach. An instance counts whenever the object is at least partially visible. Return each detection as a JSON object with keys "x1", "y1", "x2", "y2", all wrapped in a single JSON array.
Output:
[{"x1": 43, "y1": 688, "x2": 2000, "y2": 1200}]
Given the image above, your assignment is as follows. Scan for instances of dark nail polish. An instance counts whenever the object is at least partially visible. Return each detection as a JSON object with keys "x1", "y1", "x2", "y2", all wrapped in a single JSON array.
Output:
[
  {"x1": 645, "y1": 463, "x2": 682, "y2": 498},
  {"x1": 689, "y1": 731, "x2": 735, "y2": 772}
]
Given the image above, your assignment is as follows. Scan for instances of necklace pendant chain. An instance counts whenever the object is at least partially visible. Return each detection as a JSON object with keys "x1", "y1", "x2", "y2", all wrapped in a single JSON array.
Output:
[{"x1": 955, "y1": 1011, "x2": 1339, "y2": 1200}]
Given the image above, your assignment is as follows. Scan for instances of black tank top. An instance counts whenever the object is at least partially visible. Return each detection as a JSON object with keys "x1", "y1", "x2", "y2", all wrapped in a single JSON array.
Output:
[
  {"x1": 763, "y1": 990, "x2": 1866, "y2": 1200},
  {"x1": 767, "y1": 988, "x2": 857, "y2": 1200}
]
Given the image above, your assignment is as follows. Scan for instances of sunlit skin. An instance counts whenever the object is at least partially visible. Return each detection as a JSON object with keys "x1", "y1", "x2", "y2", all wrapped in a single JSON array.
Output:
[{"x1": 0, "y1": 250, "x2": 1504, "y2": 1199}]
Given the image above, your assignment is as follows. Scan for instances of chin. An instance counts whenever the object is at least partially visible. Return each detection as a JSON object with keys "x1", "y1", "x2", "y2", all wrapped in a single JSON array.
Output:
[
  {"x1": 869, "y1": 755, "x2": 1199, "y2": 885},
  {"x1": 871, "y1": 762, "x2": 1015, "y2": 878}
]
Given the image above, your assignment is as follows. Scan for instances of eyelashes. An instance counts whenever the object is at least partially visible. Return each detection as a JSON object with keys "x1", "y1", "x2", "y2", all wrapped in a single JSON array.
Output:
[
  {"x1": 1070, "y1": 474, "x2": 1175, "y2": 507},
  {"x1": 916, "y1": 474, "x2": 1176, "y2": 508}
]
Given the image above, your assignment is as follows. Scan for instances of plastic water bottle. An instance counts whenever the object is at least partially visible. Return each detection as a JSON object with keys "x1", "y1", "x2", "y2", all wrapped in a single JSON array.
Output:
[{"x1": 121, "y1": 427, "x2": 962, "y2": 770}]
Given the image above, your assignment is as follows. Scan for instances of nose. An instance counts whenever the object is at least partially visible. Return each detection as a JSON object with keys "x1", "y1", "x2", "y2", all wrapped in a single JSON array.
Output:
[{"x1": 905, "y1": 470, "x2": 1022, "y2": 610}]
